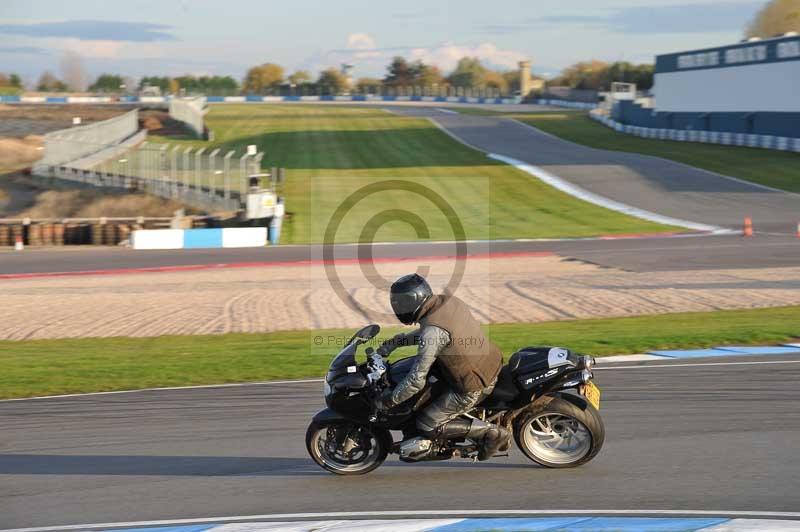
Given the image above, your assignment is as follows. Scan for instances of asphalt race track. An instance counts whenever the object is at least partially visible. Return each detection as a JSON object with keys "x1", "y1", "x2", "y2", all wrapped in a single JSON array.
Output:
[
  {"x1": 2, "y1": 234, "x2": 800, "y2": 277},
  {"x1": 396, "y1": 107, "x2": 800, "y2": 235},
  {"x1": 2, "y1": 355, "x2": 799, "y2": 528}
]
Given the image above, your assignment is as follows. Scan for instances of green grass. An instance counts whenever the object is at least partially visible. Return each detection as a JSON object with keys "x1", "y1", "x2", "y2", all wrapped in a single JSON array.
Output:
[
  {"x1": 512, "y1": 111, "x2": 800, "y2": 193},
  {"x1": 2, "y1": 306, "x2": 798, "y2": 399},
  {"x1": 149, "y1": 104, "x2": 674, "y2": 243}
]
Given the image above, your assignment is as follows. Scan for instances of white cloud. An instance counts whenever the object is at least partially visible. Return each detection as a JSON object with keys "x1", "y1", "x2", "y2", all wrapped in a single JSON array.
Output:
[
  {"x1": 300, "y1": 34, "x2": 529, "y2": 77},
  {"x1": 55, "y1": 38, "x2": 124, "y2": 59},
  {"x1": 346, "y1": 33, "x2": 376, "y2": 50},
  {"x1": 408, "y1": 42, "x2": 527, "y2": 71}
]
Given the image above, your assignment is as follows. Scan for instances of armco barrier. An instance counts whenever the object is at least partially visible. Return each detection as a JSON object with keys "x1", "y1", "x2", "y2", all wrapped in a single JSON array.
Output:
[
  {"x1": 589, "y1": 109, "x2": 800, "y2": 153},
  {"x1": 131, "y1": 227, "x2": 267, "y2": 250}
]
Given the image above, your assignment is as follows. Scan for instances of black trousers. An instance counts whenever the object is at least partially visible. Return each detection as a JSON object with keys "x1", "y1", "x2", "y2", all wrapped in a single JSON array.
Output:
[{"x1": 415, "y1": 381, "x2": 496, "y2": 434}]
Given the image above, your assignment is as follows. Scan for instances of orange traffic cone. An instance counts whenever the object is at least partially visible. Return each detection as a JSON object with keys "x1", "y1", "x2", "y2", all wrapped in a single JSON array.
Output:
[
  {"x1": 14, "y1": 235, "x2": 24, "y2": 251},
  {"x1": 743, "y1": 217, "x2": 753, "y2": 237}
]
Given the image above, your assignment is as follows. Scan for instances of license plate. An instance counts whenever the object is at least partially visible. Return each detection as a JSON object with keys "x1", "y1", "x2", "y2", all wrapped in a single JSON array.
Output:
[{"x1": 584, "y1": 381, "x2": 601, "y2": 410}]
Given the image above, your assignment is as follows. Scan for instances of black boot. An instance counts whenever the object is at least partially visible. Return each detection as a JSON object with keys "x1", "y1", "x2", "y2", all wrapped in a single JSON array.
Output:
[
  {"x1": 435, "y1": 419, "x2": 472, "y2": 439},
  {"x1": 467, "y1": 419, "x2": 511, "y2": 461}
]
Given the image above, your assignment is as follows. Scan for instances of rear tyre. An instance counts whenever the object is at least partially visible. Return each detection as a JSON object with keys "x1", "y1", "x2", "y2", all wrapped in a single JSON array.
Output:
[
  {"x1": 514, "y1": 395, "x2": 604, "y2": 468},
  {"x1": 306, "y1": 420, "x2": 390, "y2": 475}
]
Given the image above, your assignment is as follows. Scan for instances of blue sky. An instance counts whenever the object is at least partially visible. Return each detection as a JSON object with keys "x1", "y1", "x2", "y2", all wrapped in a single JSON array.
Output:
[{"x1": 0, "y1": 0, "x2": 765, "y2": 85}]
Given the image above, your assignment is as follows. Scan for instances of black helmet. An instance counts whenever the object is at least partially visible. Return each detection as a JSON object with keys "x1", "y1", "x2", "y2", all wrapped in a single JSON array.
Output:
[{"x1": 390, "y1": 274, "x2": 433, "y2": 325}]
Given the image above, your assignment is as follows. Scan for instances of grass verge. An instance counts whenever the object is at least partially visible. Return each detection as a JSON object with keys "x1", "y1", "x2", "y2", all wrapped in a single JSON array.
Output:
[
  {"x1": 149, "y1": 104, "x2": 674, "y2": 242},
  {"x1": 2, "y1": 306, "x2": 798, "y2": 399},
  {"x1": 511, "y1": 111, "x2": 800, "y2": 193}
]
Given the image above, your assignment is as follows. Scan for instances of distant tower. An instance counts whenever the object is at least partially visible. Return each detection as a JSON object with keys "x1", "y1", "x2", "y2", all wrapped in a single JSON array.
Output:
[
  {"x1": 341, "y1": 63, "x2": 354, "y2": 90},
  {"x1": 519, "y1": 60, "x2": 532, "y2": 98}
]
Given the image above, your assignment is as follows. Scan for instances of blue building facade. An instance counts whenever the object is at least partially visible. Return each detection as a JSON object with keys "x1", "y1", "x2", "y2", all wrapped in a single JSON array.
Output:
[{"x1": 612, "y1": 35, "x2": 800, "y2": 138}]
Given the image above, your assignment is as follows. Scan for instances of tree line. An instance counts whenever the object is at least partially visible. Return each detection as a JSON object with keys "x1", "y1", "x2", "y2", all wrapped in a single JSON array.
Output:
[
  {"x1": 4, "y1": 58, "x2": 651, "y2": 97},
  {"x1": 239, "y1": 56, "x2": 532, "y2": 96}
]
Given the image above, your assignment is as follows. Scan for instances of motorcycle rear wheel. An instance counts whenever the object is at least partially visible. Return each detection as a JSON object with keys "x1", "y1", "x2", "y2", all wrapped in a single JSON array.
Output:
[
  {"x1": 306, "y1": 420, "x2": 390, "y2": 475},
  {"x1": 513, "y1": 395, "x2": 604, "y2": 468}
]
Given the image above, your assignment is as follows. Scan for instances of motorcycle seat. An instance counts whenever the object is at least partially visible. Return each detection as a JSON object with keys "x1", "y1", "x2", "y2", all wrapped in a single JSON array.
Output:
[{"x1": 507, "y1": 347, "x2": 552, "y2": 374}]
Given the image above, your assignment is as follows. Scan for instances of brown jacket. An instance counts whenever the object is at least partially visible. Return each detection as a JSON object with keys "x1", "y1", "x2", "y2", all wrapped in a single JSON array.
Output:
[{"x1": 418, "y1": 294, "x2": 502, "y2": 393}]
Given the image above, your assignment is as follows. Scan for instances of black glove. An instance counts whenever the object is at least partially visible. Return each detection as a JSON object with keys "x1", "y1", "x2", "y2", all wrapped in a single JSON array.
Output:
[
  {"x1": 377, "y1": 333, "x2": 408, "y2": 357},
  {"x1": 374, "y1": 387, "x2": 396, "y2": 412}
]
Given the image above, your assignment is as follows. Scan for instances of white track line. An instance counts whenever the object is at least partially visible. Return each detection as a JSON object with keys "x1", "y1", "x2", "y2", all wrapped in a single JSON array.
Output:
[
  {"x1": 517, "y1": 117, "x2": 800, "y2": 198},
  {"x1": 423, "y1": 115, "x2": 729, "y2": 233},
  {"x1": 489, "y1": 153, "x2": 727, "y2": 233},
  {"x1": 5, "y1": 510, "x2": 800, "y2": 532},
  {"x1": 4, "y1": 358, "x2": 799, "y2": 403},
  {"x1": 0, "y1": 379, "x2": 325, "y2": 403},
  {"x1": 595, "y1": 359, "x2": 800, "y2": 370}
]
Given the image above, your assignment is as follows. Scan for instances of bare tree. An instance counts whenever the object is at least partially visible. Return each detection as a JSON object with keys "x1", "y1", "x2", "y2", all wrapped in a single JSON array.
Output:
[
  {"x1": 746, "y1": 0, "x2": 800, "y2": 38},
  {"x1": 60, "y1": 51, "x2": 88, "y2": 92}
]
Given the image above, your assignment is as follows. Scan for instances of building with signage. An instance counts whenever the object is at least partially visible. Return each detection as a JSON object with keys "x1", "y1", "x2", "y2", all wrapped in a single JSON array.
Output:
[{"x1": 611, "y1": 34, "x2": 800, "y2": 138}]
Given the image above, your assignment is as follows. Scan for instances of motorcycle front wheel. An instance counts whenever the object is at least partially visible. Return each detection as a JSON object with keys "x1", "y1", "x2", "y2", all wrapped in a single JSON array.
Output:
[
  {"x1": 513, "y1": 395, "x2": 604, "y2": 468},
  {"x1": 305, "y1": 420, "x2": 391, "y2": 475}
]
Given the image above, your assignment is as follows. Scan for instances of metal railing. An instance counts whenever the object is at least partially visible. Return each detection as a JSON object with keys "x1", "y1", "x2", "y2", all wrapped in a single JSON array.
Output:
[
  {"x1": 38, "y1": 109, "x2": 139, "y2": 167},
  {"x1": 38, "y1": 141, "x2": 263, "y2": 212}
]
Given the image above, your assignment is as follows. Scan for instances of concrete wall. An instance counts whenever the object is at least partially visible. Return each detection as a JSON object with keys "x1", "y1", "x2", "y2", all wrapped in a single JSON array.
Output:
[
  {"x1": 613, "y1": 100, "x2": 800, "y2": 138},
  {"x1": 132, "y1": 227, "x2": 267, "y2": 250},
  {"x1": 592, "y1": 108, "x2": 800, "y2": 152},
  {"x1": 169, "y1": 96, "x2": 206, "y2": 138}
]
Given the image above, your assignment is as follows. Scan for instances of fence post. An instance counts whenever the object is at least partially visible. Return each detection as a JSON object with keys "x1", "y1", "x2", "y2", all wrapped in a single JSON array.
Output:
[
  {"x1": 182, "y1": 147, "x2": 193, "y2": 199},
  {"x1": 195, "y1": 147, "x2": 206, "y2": 203},
  {"x1": 223, "y1": 150, "x2": 235, "y2": 200},
  {"x1": 159, "y1": 144, "x2": 169, "y2": 199},
  {"x1": 209, "y1": 148, "x2": 220, "y2": 203},
  {"x1": 170, "y1": 145, "x2": 180, "y2": 199},
  {"x1": 239, "y1": 153, "x2": 250, "y2": 200}
]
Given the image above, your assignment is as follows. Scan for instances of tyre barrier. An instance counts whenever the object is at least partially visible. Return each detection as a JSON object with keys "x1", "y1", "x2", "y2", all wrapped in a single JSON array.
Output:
[{"x1": 0, "y1": 218, "x2": 209, "y2": 247}]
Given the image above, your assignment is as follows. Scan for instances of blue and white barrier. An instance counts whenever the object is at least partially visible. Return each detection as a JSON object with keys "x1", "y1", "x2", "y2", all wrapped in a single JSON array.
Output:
[
  {"x1": 0, "y1": 95, "x2": 522, "y2": 105},
  {"x1": 131, "y1": 228, "x2": 267, "y2": 250},
  {"x1": 590, "y1": 109, "x2": 800, "y2": 153},
  {"x1": 535, "y1": 98, "x2": 598, "y2": 110}
]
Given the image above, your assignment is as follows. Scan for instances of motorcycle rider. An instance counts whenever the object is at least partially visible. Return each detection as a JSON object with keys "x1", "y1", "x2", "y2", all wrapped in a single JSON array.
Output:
[{"x1": 374, "y1": 273, "x2": 510, "y2": 461}]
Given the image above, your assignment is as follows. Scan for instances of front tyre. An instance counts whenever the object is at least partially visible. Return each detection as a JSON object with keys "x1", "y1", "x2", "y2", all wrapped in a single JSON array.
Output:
[
  {"x1": 514, "y1": 395, "x2": 604, "y2": 468},
  {"x1": 306, "y1": 420, "x2": 390, "y2": 475}
]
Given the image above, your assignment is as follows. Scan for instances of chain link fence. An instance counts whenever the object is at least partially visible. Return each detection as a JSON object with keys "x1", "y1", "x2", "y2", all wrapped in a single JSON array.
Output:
[{"x1": 39, "y1": 141, "x2": 263, "y2": 212}]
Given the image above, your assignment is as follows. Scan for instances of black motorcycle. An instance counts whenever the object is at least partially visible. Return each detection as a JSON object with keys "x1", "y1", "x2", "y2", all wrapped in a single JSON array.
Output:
[{"x1": 306, "y1": 324, "x2": 604, "y2": 475}]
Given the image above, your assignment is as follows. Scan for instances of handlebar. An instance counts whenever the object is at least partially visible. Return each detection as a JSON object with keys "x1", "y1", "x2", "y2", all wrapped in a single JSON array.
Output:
[{"x1": 365, "y1": 347, "x2": 387, "y2": 385}]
